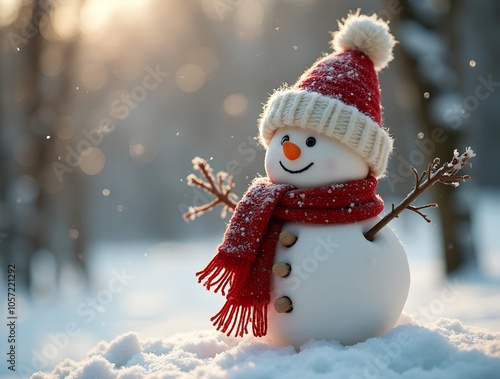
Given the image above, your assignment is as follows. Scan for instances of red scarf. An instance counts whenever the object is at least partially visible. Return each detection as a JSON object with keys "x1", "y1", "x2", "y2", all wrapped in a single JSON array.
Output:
[{"x1": 196, "y1": 176, "x2": 383, "y2": 338}]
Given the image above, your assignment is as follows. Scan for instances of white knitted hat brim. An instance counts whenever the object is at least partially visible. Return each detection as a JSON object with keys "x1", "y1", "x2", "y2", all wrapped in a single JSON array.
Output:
[{"x1": 258, "y1": 89, "x2": 393, "y2": 178}]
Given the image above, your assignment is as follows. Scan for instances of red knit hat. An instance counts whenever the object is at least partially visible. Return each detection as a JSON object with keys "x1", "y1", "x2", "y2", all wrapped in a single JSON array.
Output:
[{"x1": 259, "y1": 11, "x2": 396, "y2": 177}]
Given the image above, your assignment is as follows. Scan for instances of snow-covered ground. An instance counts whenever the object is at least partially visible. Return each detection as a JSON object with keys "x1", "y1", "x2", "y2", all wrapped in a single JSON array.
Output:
[
  {"x1": 30, "y1": 322, "x2": 500, "y2": 379},
  {"x1": 2, "y1": 192, "x2": 500, "y2": 378}
]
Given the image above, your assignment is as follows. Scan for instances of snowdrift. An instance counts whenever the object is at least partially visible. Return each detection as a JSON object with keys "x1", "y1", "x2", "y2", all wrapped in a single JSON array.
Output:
[{"x1": 31, "y1": 317, "x2": 500, "y2": 379}]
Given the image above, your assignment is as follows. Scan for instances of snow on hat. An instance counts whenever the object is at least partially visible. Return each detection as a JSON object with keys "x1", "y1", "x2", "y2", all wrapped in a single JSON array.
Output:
[{"x1": 258, "y1": 11, "x2": 396, "y2": 178}]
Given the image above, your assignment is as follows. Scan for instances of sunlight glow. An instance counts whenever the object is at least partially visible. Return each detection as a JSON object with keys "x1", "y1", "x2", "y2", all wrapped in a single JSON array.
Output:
[
  {"x1": 0, "y1": 0, "x2": 20, "y2": 27},
  {"x1": 80, "y1": 0, "x2": 114, "y2": 38},
  {"x1": 79, "y1": 0, "x2": 152, "y2": 38}
]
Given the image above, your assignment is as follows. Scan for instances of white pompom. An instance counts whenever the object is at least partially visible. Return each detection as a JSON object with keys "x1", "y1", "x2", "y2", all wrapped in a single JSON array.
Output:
[{"x1": 331, "y1": 12, "x2": 396, "y2": 71}]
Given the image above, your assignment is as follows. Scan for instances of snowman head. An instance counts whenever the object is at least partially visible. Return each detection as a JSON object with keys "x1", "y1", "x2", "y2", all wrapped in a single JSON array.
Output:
[
  {"x1": 265, "y1": 127, "x2": 369, "y2": 188},
  {"x1": 258, "y1": 13, "x2": 395, "y2": 179}
]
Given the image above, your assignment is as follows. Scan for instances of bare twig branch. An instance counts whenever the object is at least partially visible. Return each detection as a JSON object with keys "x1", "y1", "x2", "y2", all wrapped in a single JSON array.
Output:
[
  {"x1": 183, "y1": 157, "x2": 238, "y2": 221},
  {"x1": 409, "y1": 203, "x2": 438, "y2": 212},
  {"x1": 406, "y1": 203, "x2": 437, "y2": 223},
  {"x1": 364, "y1": 148, "x2": 475, "y2": 241}
]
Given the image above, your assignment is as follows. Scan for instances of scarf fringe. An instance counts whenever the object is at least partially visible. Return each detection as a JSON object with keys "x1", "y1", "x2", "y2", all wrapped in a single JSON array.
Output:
[
  {"x1": 211, "y1": 299, "x2": 268, "y2": 337},
  {"x1": 196, "y1": 254, "x2": 252, "y2": 297}
]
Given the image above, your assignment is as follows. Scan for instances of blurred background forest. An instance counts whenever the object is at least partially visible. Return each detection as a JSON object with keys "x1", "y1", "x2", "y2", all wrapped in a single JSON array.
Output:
[{"x1": 0, "y1": 0, "x2": 499, "y2": 294}]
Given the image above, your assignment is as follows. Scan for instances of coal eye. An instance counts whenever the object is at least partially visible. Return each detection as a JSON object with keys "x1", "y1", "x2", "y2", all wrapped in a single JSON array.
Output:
[
  {"x1": 306, "y1": 137, "x2": 316, "y2": 147},
  {"x1": 281, "y1": 135, "x2": 290, "y2": 145}
]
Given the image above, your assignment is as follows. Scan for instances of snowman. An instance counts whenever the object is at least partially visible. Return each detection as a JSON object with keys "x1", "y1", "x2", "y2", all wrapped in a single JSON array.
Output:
[{"x1": 197, "y1": 12, "x2": 410, "y2": 347}]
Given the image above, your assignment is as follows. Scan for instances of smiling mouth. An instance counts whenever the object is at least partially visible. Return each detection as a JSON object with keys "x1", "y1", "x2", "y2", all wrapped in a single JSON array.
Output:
[{"x1": 279, "y1": 161, "x2": 314, "y2": 174}]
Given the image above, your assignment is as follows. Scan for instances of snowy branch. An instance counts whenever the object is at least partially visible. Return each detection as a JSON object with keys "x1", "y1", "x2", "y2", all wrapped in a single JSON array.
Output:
[
  {"x1": 183, "y1": 157, "x2": 238, "y2": 221},
  {"x1": 364, "y1": 148, "x2": 476, "y2": 241}
]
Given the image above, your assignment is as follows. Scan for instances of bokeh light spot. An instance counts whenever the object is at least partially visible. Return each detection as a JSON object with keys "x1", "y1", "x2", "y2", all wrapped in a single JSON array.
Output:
[
  {"x1": 69, "y1": 229, "x2": 80, "y2": 240},
  {"x1": 56, "y1": 116, "x2": 76, "y2": 140},
  {"x1": 175, "y1": 64, "x2": 206, "y2": 93},
  {"x1": 53, "y1": 3, "x2": 80, "y2": 41},
  {"x1": 40, "y1": 45, "x2": 65, "y2": 77},
  {"x1": 236, "y1": 0, "x2": 264, "y2": 29},
  {"x1": 80, "y1": 63, "x2": 108, "y2": 91},
  {"x1": 223, "y1": 93, "x2": 248, "y2": 116},
  {"x1": 102, "y1": 188, "x2": 110, "y2": 196},
  {"x1": 79, "y1": 147, "x2": 105, "y2": 175},
  {"x1": 186, "y1": 46, "x2": 219, "y2": 77},
  {"x1": 129, "y1": 134, "x2": 159, "y2": 165}
]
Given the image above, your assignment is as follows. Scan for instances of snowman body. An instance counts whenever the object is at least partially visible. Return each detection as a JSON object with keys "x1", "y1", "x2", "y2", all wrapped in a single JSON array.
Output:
[{"x1": 263, "y1": 127, "x2": 410, "y2": 347}]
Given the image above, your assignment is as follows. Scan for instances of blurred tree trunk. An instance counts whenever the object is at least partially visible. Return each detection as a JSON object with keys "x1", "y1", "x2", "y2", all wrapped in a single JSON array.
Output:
[
  {"x1": 393, "y1": 0, "x2": 477, "y2": 274},
  {"x1": 1, "y1": 0, "x2": 87, "y2": 290},
  {"x1": 24, "y1": 0, "x2": 46, "y2": 289},
  {"x1": 28, "y1": 0, "x2": 88, "y2": 287}
]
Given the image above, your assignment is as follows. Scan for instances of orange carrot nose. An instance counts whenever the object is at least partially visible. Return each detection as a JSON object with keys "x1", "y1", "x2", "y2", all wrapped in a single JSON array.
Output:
[{"x1": 283, "y1": 141, "x2": 301, "y2": 160}]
